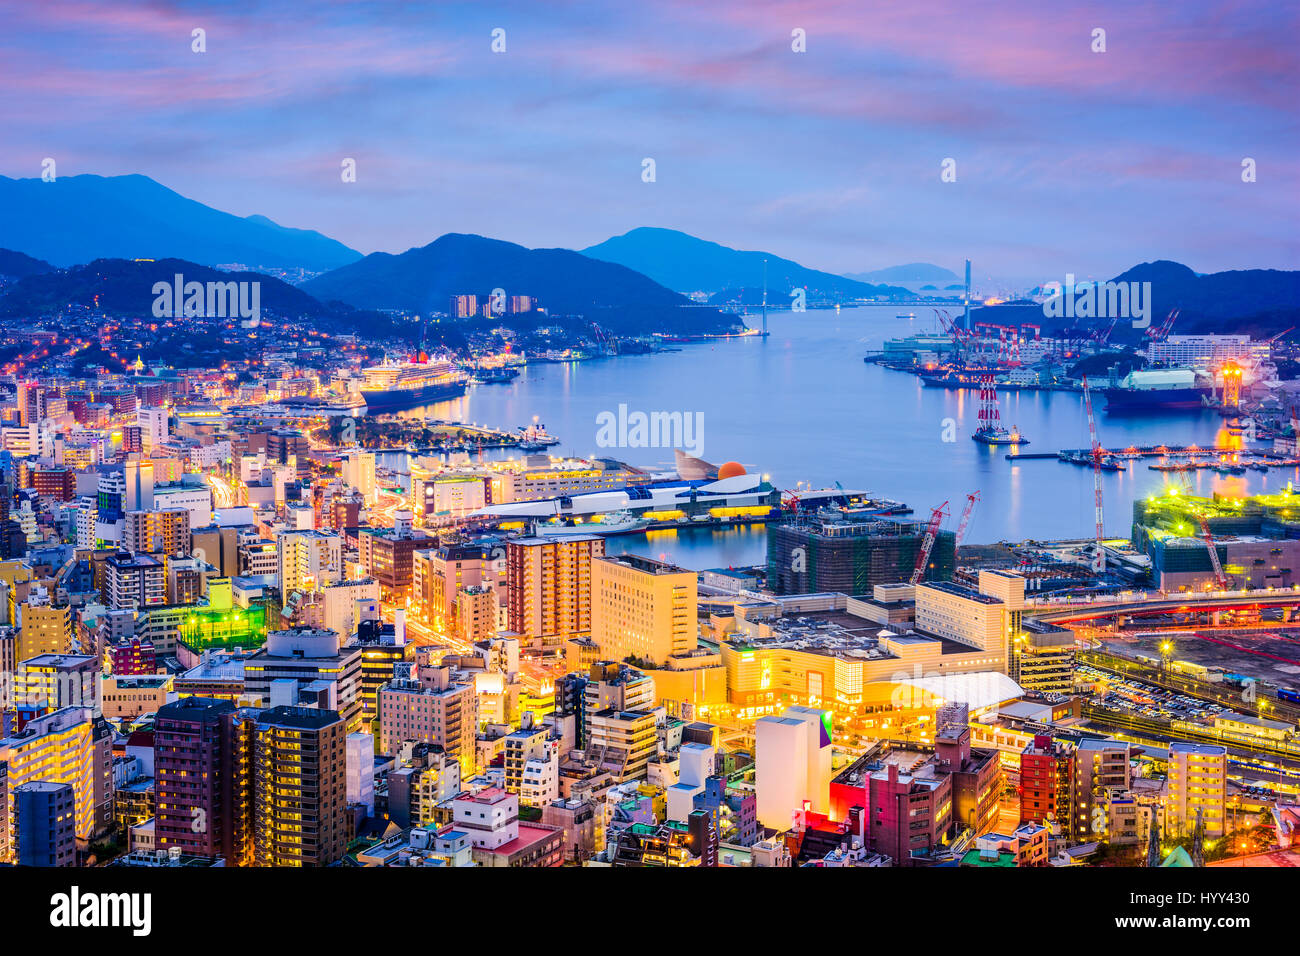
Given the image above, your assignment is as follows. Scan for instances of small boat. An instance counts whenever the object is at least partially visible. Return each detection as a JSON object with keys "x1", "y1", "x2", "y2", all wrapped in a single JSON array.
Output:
[{"x1": 895, "y1": 312, "x2": 917, "y2": 319}]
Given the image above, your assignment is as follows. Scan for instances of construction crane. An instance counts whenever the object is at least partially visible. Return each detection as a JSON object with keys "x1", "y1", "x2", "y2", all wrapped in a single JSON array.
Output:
[
  {"x1": 1081, "y1": 376, "x2": 1106, "y2": 573},
  {"x1": 1175, "y1": 476, "x2": 1230, "y2": 590},
  {"x1": 909, "y1": 500, "x2": 950, "y2": 585},
  {"x1": 955, "y1": 491, "x2": 980, "y2": 548}
]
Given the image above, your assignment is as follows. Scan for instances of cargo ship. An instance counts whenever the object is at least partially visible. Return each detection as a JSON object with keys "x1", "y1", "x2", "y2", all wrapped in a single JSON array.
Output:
[
  {"x1": 1103, "y1": 368, "x2": 1211, "y2": 411},
  {"x1": 360, "y1": 357, "x2": 469, "y2": 411}
]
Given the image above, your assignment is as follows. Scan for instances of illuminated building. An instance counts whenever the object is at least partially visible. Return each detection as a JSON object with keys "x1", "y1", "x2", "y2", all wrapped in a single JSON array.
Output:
[
  {"x1": 755, "y1": 705, "x2": 832, "y2": 830},
  {"x1": 503, "y1": 712, "x2": 558, "y2": 806},
  {"x1": 0, "y1": 706, "x2": 113, "y2": 840},
  {"x1": 1072, "y1": 739, "x2": 1130, "y2": 842},
  {"x1": 243, "y1": 627, "x2": 364, "y2": 731},
  {"x1": 358, "y1": 525, "x2": 436, "y2": 602},
  {"x1": 376, "y1": 665, "x2": 476, "y2": 772},
  {"x1": 1019, "y1": 735, "x2": 1075, "y2": 832},
  {"x1": 451, "y1": 787, "x2": 564, "y2": 867},
  {"x1": 488, "y1": 458, "x2": 650, "y2": 504},
  {"x1": 506, "y1": 535, "x2": 604, "y2": 652},
  {"x1": 1012, "y1": 621, "x2": 1075, "y2": 693},
  {"x1": 100, "y1": 674, "x2": 173, "y2": 719},
  {"x1": 30, "y1": 466, "x2": 76, "y2": 502},
  {"x1": 154, "y1": 697, "x2": 246, "y2": 863},
  {"x1": 354, "y1": 617, "x2": 413, "y2": 723},
  {"x1": 109, "y1": 637, "x2": 157, "y2": 675},
  {"x1": 383, "y1": 742, "x2": 462, "y2": 829},
  {"x1": 587, "y1": 707, "x2": 658, "y2": 784},
  {"x1": 15, "y1": 599, "x2": 74, "y2": 658},
  {"x1": 456, "y1": 584, "x2": 498, "y2": 643},
  {"x1": 122, "y1": 508, "x2": 190, "y2": 556},
  {"x1": 341, "y1": 450, "x2": 377, "y2": 505},
  {"x1": 276, "y1": 530, "x2": 342, "y2": 593},
  {"x1": 913, "y1": 570, "x2": 1026, "y2": 672},
  {"x1": 591, "y1": 553, "x2": 697, "y2": 666},
  {"x1": 15, "y1": 653, "x2": 98, "y2": 709},
  {"x1": 1167, "y1": 742, "x2": 1227, "y2": 840},
  {"x1": 104, "y1": 551, "x2": 166, "y2": 609},
  {"x1": 248, "y1": 706, "x2": 348, "y2": 867},
  {"x1": 607, "y1": 811, "x2": 717, "y2": 867},
  {"x1": 409, "y1": 461, "x2": 486, "y2": 523},
  {"x1": 412, "y1": 542, "x2": 504, "y2": 634}
]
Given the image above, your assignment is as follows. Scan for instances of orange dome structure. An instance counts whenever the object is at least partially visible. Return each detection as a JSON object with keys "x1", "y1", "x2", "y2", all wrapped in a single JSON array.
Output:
[{"x1": 717, "y1": 461, "x2": 746, "y2": 479}]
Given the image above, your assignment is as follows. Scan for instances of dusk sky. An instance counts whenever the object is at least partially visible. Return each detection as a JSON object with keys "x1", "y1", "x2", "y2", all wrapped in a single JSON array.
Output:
[{"x1": 3, "y1": 0, "x2": 1297, "y2": 284}]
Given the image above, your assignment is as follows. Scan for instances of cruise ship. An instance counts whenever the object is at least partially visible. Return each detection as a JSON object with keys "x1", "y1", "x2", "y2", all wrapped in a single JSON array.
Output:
[{"x1": 359, "y1": 356, "x2": 469, "y2": 411}]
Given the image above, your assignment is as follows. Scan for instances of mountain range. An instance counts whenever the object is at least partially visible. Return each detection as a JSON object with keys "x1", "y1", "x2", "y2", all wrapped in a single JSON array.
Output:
[
  {"x1": 3, "y1": 173, "x2": 1300, "y2": 340},
  {"x1": 581, "y1": 227, "x2": 909, "y2": 299},
  {"x1": 844, "y1": 263, "x2": 960, "y2": 284},
  {"x1": 973, "y1": 260, "x2": 1300, "y2": 342},
  {"x1": 0, "y1": 174, "x2": 362, "y2": 272}
]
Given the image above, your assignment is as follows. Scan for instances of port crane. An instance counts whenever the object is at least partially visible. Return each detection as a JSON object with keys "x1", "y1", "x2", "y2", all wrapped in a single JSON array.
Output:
[
  {"x1": 954, "y1": 491, "x2": 980, "y2": 548},
  {"x1": 909, "y1": 500, "x2": 950, "y2": 585},
  {"x1": 1081, "y1": 375, "x2": 1106, "y2": 573},
  {"x1": 1145, "y1": 309, "x2": 1179, "y2": 344}
]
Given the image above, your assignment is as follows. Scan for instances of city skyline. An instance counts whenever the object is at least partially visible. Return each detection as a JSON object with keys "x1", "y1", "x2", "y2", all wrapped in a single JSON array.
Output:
[{"x1": 2, "y1": 0, "x2": 1297, "y2": 281}]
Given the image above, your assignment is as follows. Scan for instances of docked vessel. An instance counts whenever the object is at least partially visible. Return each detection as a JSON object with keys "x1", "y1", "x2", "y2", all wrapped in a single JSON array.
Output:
[
  {"x1": 1103, "y1": 367, "x2": 1210, "y2": 411},
  {"x1": 532, "y1": 509, "x2": 649, "y2": 536},
  {"x1": 360, "y1": 356, "x2": 468, "y2": 411},
  {"x1": 470, "y1": 365, "x2": 521, "y2": 385},
  {"x1": 972, "y1": 375, "x2": 1029, "y2": 445}
]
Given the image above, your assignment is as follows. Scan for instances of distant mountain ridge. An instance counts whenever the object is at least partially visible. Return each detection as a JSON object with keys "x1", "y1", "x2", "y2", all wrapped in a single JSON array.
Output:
[
  {"x1": 581, "y1": 227, "x2": 909, "y2": 299},
  {"x1": 303, "y1": 233, "x2": 739, "y2": 335},
  {"x1": 0, "y1": 174, "x2": 362, "y2": 272},
  {"x1": 845, "y1": 263, "x2": 960, "y2": 284},
  {"x1": 973, "y1": 259, "x2": 1300, "y2": 341},
  {"x1": 0, "y1": 248, "x2": 54, "y2": 279},
  {"x1": 0, "y1": 257, "x2": 329, "y2": 318}
]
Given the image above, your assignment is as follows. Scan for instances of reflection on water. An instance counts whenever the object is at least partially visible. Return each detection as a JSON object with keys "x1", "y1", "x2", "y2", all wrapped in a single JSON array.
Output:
[{"x1": 364, "y1": 307, "x2": 1294, "y2": 565}]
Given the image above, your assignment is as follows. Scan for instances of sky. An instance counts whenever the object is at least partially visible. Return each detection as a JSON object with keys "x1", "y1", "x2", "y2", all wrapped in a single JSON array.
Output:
[{"x1": 2, "y1": 0, "x2": 1297, "y2": 286}]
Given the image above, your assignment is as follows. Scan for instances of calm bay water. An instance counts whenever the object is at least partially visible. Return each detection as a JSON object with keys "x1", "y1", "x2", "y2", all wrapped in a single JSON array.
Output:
[{"x1": 382, "y1": 307, "x2": 1288, "y2": 569}]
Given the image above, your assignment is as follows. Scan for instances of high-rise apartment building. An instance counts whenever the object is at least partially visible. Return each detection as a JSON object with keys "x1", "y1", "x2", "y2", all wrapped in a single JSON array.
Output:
[
  {"x1": 1168, "y1": 742, "x2": 1227, "y2": 840},
  {"x1": 248, "y1": 706, "x2": 348, "y2": 867},
  {"x1": 506, "y1": 535, "x2": 604, "y2": 651}
]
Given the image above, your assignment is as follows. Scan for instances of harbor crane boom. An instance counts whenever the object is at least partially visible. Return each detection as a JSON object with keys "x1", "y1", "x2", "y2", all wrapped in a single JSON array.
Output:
[
  {"x1": 955, "y1": 491, "x2": 980, "y2": 548},
  {"x1": 909, "y1": 500, "x2": 950, "y2": 585}
]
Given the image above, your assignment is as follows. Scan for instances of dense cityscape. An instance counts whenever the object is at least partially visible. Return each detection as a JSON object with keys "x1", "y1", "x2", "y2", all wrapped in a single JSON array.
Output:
[{"x1": 3, "y1": 0, "x2": 1297, "y2": 940}]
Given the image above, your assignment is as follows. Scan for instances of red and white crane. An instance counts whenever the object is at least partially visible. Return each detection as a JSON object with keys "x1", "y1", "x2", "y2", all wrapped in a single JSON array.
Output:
[
  {"x1": 955, "y1": 491, "x2": 980, "y2": 548},
  {"x1": 1081, "y1": 375, "x2": 1106, "y2": 573},
  {"x1": 910, "y1": 500, "x2": 950, "y2": 585}
]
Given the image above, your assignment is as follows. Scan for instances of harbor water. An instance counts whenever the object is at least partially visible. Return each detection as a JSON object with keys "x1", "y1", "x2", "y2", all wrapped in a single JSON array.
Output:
[{"x1": 380, "y1": 307, "x2": 1286, "y2": 569}]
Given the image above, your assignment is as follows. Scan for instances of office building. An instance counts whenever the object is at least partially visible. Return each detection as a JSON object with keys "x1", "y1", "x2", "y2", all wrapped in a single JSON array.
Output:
[
  {"x1": 591, "y1": 553, "x2": 698, "y2": 666},
  {"x1": 755, "y1": 705, "x2": 833, "y2": 830}
]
